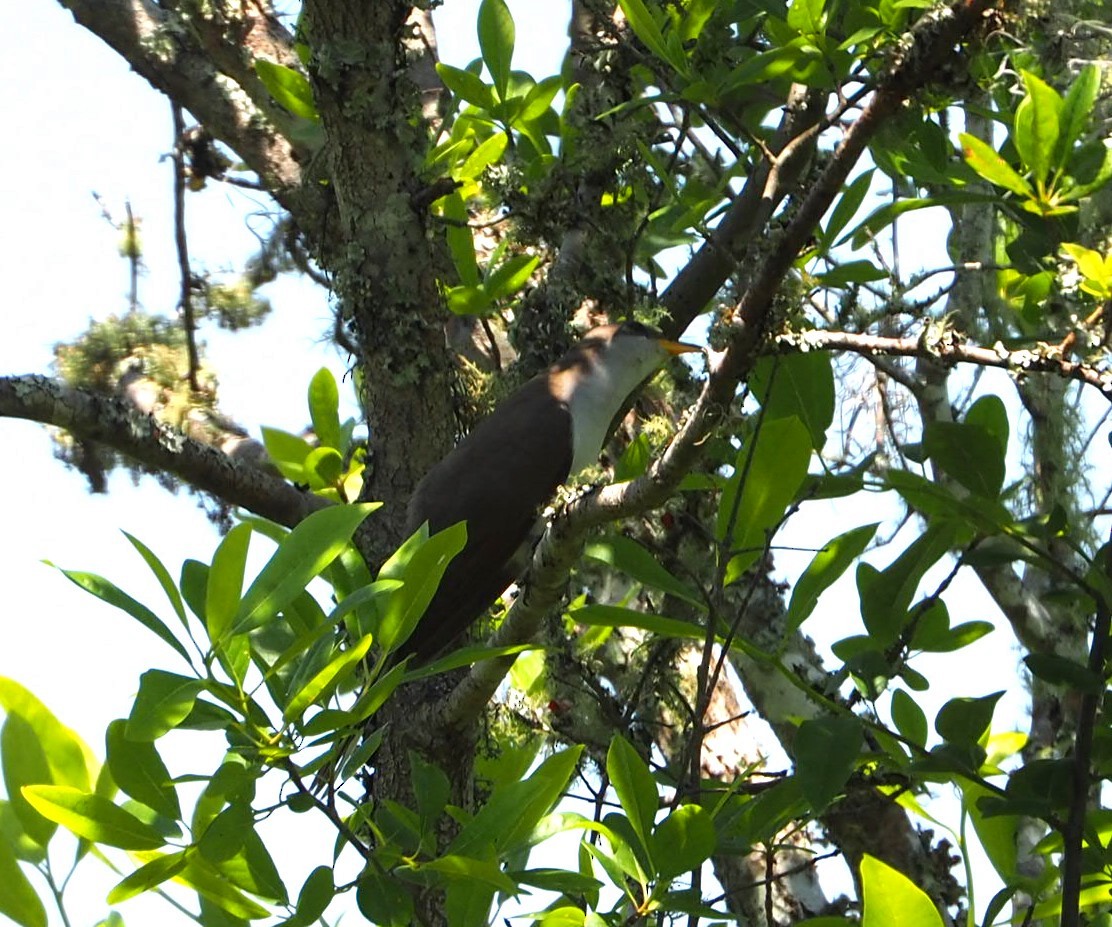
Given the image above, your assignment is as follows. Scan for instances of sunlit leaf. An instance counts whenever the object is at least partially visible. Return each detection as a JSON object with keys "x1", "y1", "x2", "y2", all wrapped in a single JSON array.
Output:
[{"x1": 22, "y1": 786, "x2": 164, "y2": 850}]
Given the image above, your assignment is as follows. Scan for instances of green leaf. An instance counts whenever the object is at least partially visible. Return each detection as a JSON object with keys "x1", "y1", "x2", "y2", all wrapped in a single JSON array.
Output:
[
  {"x1": 125, "y1": 670, "x2": 203, "y2": 741},
  {"x1": 785, "y1": 523, "x2": 878, "y2": 635},
  {"x1": 423, "y1": 854, "x2": 519, "y2": 893},
  {"x1": 284, "y1": 635, "x2": 375, "y2": 721},
  {"x1": 965, "y1": 394, "x2": 1009, "y2": 453},
  {"x1": 787, "y1": 0, "x2": 826, "y2": 34},
  {"x1": 22, "y1": 786, "x2": 165, "y2": 850},
  {"x1": 0, "y1": 679, "x2": 90, "y2": 791},
  {"x1": 232, "y1": 503, "x2": 380, "y2": 636},
  {"x1": 520, "y1": 76, "x2": 562, "y2": 121},
  {"x1": 173, "y1": 854, "x2": 272, "y2": 920},
  {"x1": 458, "y1": 132, "x2": 509, "y2": 182},
  {"x1": 260, "y1": 427, "x2": 314, "y2": 483},
  {"x1": 123, "y1": 532, "x2": 188, "y2": 630},
  {"x1": 0, "y1": 837, "x2": 46, "y2": 927},
  {"x1": 105, "y1": 720, "x2": 181, "y2": 820},
  {"x1": 570, "y1": 604, "x2": 703, "y2": 644},
  {"x1": 436, "y1": 63, "x2": 496, "y2": 110},
  {"x1": 822, "y1": 169, "x2": 874, "y2": 248},
  {"x1": 935, "y1": 692, "x2": 1003, "y2": 745},
  {"x1": 1014, "y1": 70, "x2": 1062, "y2": 184},
  {"x1": 959, "y1": 133, "x2": 1033, "y2": 197},
  {"x1": 303, "y1": 447, "x2": 344, "y2": 489},
  {"x1": 284, "y1": 866, "x2": 334, "y2": 927},
  {"x1": 794, "y1": 716, "x2": 862, "y2": 811},
  {"x1": 255, "y1": 60, "x2": 317, "y2": 121},
  {"x1": 923, "y1": 419, "x2": 1005, "y2": 499},
  {"x1": 478, "y1": 0, "x2": 514, "y2": 99},
  {"x1": 357, "y1": 866, "x2": 414, "y2": 927},
  {"x1": 307, "y1": 368, "x2": 342, "y2": 451},
  {"x1": 846, "y1": 192, "x2": 1000, "y2": 249},
  {"x1": 107, "y1": 851, "x2": 188, "y2": 903},
  {"x1": 717, "y1": 416, "x2": 812, "y2": 581},
  {"x1": 198, "y1": 804, "x2": 250, "y2": 863},
  {"x1": 1056, "y1": 65, "x2": 1099, "y2": 166},
  {"x1": 1024, "y1": 653, "x2": 1103, "y2": 694},
  {"x1": 484, "y1": 253, "x2": 540, "y2": 300},
  {"x1": 890, "y1": 689, "x2": 928, "y2": 747},
  {"x1": 52, "y1": 568, "x2": 190, "y2": 662},
  {"x1": 583, "y1": 536, "x2": 705, "y2": 610},
  {"x1": 861, "y1": 854, "x2": 945, "y2": 927},
  {"x1": 606, "y1": 736, "x2": 657, "y2": 861},
  {"x1": 441, "y1": 191, "x2": 481, "y2": 287},
  {"x1": 2, "y1": 714, "x2": 56, "y2": 849},
  {"x1": 0, "y1": 800, "x2": 45, "y2": 863},
  {"x1": 222, "y1": 828, "x2": 288, "y2": 903},
  {"x1": 206, "y1": 523, "x2": 252, "y2": 642},
  {"x1": 618, "y1": 0, "x2": 688, "y2": 76},
  {"x1": 749, "y1": 353, "x2": 835, "y2": 450},
  {"x1": 649, "y1": 804, "x2": 716, "y2": 881},
  {"x1": 376, "y1": 522, "x2": 467, "y2": 654},
  {"x1": 960, "y1": 780, "x2": 1018, "y2": 884},
  {"x1": 857, "y1": 522, "x2": 957, "y2": 647},
  {"x1": 450, "y1": 746, "x2": 583, "y2": 859}
]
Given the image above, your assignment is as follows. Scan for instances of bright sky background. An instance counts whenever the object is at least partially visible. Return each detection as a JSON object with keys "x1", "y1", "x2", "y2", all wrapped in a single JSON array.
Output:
[{"x1": 0, "y1": 2, "x2": 1052, "y2": 925}]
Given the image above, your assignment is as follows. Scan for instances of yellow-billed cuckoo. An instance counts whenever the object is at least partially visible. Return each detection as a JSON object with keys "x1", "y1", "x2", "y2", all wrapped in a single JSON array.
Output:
[{"x1": 399, "y1": 321, "x2": 699, "y2": 663}]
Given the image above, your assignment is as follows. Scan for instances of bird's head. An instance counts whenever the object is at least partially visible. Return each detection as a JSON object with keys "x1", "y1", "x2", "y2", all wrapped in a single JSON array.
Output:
[{"x1": 556, "y1": 321, "x2": 701, "y2": 473}]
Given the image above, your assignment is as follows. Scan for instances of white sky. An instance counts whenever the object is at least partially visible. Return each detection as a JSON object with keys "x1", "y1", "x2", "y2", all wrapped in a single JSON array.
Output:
[{"x1": 0, "y1": 1, "x2": 1049, "y2": 924}]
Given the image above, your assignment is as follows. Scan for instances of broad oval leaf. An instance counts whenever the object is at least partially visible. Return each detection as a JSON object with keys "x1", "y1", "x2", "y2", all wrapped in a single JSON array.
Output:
[
  {"x1": 206, "y1": 523, "x2": 252, "y2": 642},
  {"x1": 232, "y1": 502, "x2": 380, "y2": 636},
  {"x1": 785, "y1": 522, "x2": 878, "y2": 635},
  {"x1": 958, "y1": 133, "x2": 1033, "y2": 197},
  {"x1": 890, "y1": 689, "x2": 928, "y2": 748},
  {"x1": 584, "y1": 535, "x2": 705, "y2": 611},
  {"x1": 1014, "y1": 70, "x2": 1062, "y2": 185},
  {"x1": 0, "y1": 837, "x2": 46, "y2": 927},
  {"x1": 105, "y1": 720, "x2": 181, "y2": 820},
  {"x1": 107, "y1": 850, "x2": 188, "y2": 903},
  {"x1": 935, "y1": 692, "x2": 1003, "y2": 746},
  {"x1": 52, "y1": 568, "x2": 190, "y2": 663},
  {"x1": 2, "y1": 714, "x2": 57, "y2": 848},
  {"x1": 22, "y1": 786, "x2": 165, "y2": 850},
  {"x1": 436, "y1": 63, "x2": 495, "y2": 110},
  {"x1": 477, "y1": 0, "x2": 515, "y2": 99},
  {"x1": 794, "y1": 716, "x2": 862, "y2": 811},
  {"x1": 923, "y1": 419, "x2": 1005, "y2": 499},
  {"x1": 606, "y1": 736, "x2": 657, "y2": 862},
  {"x1": 861, "y1": 854, "x2": 945, "y2": 927},
  {"x1": 255, "y1": 60, "x2": 317, "y2": 121},
  {"x1": 0, "y1": 679, "x2": 91, "y2": 791},
  {"x1": 125, "y1": 670, "x2": 203, "y2": 742},
  {"x1": 307, "y1": 368, "x2": 342, "y2": 451},
  {"x1": 650, "y1": 804, "x2": 716, "y2": 881}
]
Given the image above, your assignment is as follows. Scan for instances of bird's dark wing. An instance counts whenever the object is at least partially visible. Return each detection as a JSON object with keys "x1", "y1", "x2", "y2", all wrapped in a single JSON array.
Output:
[{"x1": 399, "y1": 377, "x2": 573, "y2": 662}]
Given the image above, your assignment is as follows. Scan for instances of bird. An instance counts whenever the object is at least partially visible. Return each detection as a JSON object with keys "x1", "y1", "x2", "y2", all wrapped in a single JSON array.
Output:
[{"x1": 397, "y1": 320, "x2": 700, "y2": 664}]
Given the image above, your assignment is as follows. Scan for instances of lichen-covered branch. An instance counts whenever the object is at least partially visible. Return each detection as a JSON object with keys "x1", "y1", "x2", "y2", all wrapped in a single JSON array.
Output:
[
  {"x1": 777, "y1": 329, "x2": 1112, "y2": 397},
  {"x1": 57, "y1": 0, "x2": 309, "y2": 211},
  {"x1": 0, "y1": 374, "x2": 324, "y2": 526}
]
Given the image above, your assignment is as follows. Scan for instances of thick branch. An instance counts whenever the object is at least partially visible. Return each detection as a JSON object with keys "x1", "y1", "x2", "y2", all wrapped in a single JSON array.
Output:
[
  {"x1": 57, "y1": 0, "x2": 308, "y2": 210},
  {"x1": 0, "y1": 374, "x2": 324, "y2": 526},
  {"x1": 777, "y1": 329, "x2": 1112, "y2": 397},
  {"x1": 432, "y1": 0, "x2": 997, "y2": 731}
]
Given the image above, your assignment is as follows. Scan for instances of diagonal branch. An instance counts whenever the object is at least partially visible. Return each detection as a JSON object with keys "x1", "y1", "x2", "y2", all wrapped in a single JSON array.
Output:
[
  {"x1": 57, "y1": 0, "x2": 309, "y2": 211},
  {"x1": 0, "y1": 374, "x2": 325, "y2": 527},
  {"x1": 776, "y1": 329, "x2": 1112, "y2": 397},
  {"x1": 431, "y1": 0, "x2": 998, "y2": 732}
]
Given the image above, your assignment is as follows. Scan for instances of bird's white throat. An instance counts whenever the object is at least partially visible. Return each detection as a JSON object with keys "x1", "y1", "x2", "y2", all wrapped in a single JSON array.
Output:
[{"x1": 565, "y1": 338, "x2": 669, "y2": 475}]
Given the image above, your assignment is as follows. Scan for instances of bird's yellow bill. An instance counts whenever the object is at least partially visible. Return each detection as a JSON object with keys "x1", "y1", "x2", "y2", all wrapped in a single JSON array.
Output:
[{"x1": 661, "y1": 339, "x2": 701, "y2": 355}]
